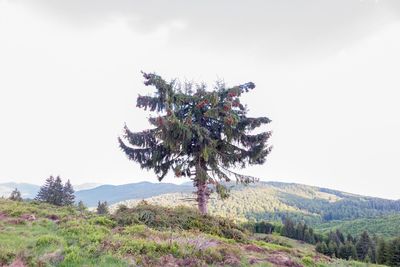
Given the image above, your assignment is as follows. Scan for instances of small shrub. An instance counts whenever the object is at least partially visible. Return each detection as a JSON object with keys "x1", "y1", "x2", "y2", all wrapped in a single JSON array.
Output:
[
  {"x1": 62, "y1": 246, "x2": 81, "y2": 265},
  {"x1": 221, "y1": 228, "x2": 246, "y2": 242},
  {"x1": 123, "y1": 224, "x2": 148, "y2": 236},
  {"x1": 89, "y1": 216, "x2": 116, "y2": 228},
  {"x1": 302, "y1": 256, "x2": 315, "y2": 266},
  {"x1": 0, "y1": 250, "x2": 16, "y2": 266},
  {"x1": 36, "y1": 235, "x2": 63, "y2": 247}
]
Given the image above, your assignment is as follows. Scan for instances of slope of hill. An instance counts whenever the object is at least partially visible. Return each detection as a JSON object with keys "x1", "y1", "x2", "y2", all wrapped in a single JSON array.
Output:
[
  {"x1": 110, "y1": 181, "x2": 400, "y2": 236},
  {"x1": 73, "y1": 183, "x2": 102, "y2": 191},
  {"x1": 0, "y1": 199, "x2": 386, "y2": 267},
  {"x1": 112, "y1": 181, "x2": 400, "y2": 221},
  {"x1": 75, "y1": 181, "x2": 193, "y2": 207},
  {"x1": 0, "y1": 182, "x2": 40, "y2": 199}
]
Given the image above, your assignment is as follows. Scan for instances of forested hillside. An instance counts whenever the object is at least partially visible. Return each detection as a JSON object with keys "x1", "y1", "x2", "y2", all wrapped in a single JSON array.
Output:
[
  {"x1": 314, "y1": 214, "x2": 400, "y2": 239},
  {"x1": 112, "y1": 181, "x2": 400, "y2": 237}
]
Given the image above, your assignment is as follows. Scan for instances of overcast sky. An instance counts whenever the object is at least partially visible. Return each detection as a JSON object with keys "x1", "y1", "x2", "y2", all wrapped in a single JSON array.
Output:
[{"x1": 1, "y1": 0, "x2": 399, "y2": 199}]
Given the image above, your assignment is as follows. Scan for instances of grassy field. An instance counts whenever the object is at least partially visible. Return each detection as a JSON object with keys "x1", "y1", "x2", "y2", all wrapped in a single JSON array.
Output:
[{"x1": 0, "y1": 199, "x2": 388, "y2": 266}]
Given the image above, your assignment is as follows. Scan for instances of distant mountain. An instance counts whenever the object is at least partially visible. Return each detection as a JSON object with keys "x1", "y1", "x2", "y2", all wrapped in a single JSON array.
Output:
[
  {"x1": 109, "y1": 180, "x2": 400, "y2": 236},
  {"x1": 73, "y1": 183, "x2": 102, "y2": 191},
  {"x1": 0, "y1": 182, "x2": 40, "y2": 199},
  {"x1": 75, "y1": 181, "x2": 193, "y2": 207}
]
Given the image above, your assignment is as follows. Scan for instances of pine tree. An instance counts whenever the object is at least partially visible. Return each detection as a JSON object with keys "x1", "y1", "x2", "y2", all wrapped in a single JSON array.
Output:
[
  {"x1": 77, "y1": 200, "x2": 87, "y2": 213},
  {"x1": 328, "y1": 241, "x2": 338, "y2": 257},
  {"x1": 50, "y1": 176, "x2": 64, "y2": 206},
  {"x1": 97, "y1": 201, "x2": 109, "y2": 215},
  {"x1": 62, "y1": 179, "x2": 75, "y2": 206},
  {"x1": 336, "y1": 229, "x2": 345, "y2": 244},
  {"x1": 356, "y1": 231, "x2": 372, "y2": 261},
  {"x1": 347, "y1": 233, "x2": 355, "y2": 244},
  {"x1": 119, "y1": 72, "x2": 272, "y2": 214},
  {"x1": 9, "y1": 188, "x2": 22, "y2": 201},
  {"x1": 316, "y1": 242, "x2": 329, "y2": 255},
  {"x1": 377, "y1": 238, "x2": 388, "y2": 265},
  {"x1": 35, "y1": 176, "x2": 55, "y2": 203},
  {"x1": 388, "y1": 238, "x2": 400, "y2": 267}
]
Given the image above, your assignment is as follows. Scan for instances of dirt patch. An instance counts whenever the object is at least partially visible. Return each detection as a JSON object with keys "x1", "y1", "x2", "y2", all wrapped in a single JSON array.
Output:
[
  {"x1": 5, "y1": 258, "x2": 26, "y2": 267},
  {"x1": 223, "y1": 255, "x2": 241, "y2": 266},
  {"x1": 101, "y1": 239, "x2": 122, "y2": 251},
  {"x1": 38, "y1": 250, "x2": 64, "y2": 265},
  {"x1": 173, "y1": 236, "x2": 219, "y2": 250},
  {"x1": 267, "y1": 251, "x2": 302, "y2": 267},
  {"x1": 8, "y1": 218, "x2": 25, "y2": 225},
  {"x1": 20, "y1": 214, "x2": 36, "y2": 222},
  {"x1": 46, "y1": 214, "x2": 60, "y2": 221},
  {"x1": 0, "y1": 212, "x2": 8, "y2": 220},
  {"x1": 158, "y1": 255, "x2": 206, "y2": 267},
  {"x1": 243, "y1": 244, "x2": 266, "y2": 253}
]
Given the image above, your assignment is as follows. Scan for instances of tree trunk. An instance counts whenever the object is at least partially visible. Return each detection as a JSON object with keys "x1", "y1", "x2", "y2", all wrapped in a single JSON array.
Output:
[{"x1": 197, "y1": 179, "x2": 208, "y2": 215}]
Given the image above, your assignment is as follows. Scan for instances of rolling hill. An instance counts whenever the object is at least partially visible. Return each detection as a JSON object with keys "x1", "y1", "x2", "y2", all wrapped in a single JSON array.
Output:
[
  {"x1": 106, "y1": 181, "x2": 400, "y2": 237},
  {"x1": 75, "y1": 181, "x2": 193, "y2": 207}
]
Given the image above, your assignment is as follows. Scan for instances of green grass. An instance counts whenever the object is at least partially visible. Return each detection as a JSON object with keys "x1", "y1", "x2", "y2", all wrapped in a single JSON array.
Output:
[{"x1": 0, "y1": 199, "x2": 389, "y2": 266}]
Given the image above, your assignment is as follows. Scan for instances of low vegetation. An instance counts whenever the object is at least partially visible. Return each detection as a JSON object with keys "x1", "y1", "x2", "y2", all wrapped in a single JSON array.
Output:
[{"x1": 1, "y1": 198, "x2": 387, "y2": 267}]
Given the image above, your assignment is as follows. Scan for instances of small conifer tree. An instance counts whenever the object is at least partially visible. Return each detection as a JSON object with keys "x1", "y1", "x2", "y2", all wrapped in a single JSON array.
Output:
[
  {"x1": 35, "y1": 176, "x2": 55, "y2": 203},
  {"x1": 62, "y1": 179, "x2": 75, "y2": 206},
  {"x1": 77, "y1": 200, "x2": 87, "y2": 213},
  {"x1": 9, "y1": 188, "x2": 22, "y2": 201},
  {"x1": 97, "y1": 201, "x2": 109, "y2": 215}
]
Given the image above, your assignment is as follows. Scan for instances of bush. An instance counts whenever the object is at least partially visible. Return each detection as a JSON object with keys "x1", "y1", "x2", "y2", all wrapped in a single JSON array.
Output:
[
  {"x1": 89, "y1": 216, "x2": 116, "y2": 228},
  {"x1": 112, "y1": 203, "x2": 248, "y2": 241},
  {"x1": 36, "y1": 235, "x2": 63, "y2": 247},
  {"x1": 302, "y1": 256, "x2": 315, "y2": 266}
]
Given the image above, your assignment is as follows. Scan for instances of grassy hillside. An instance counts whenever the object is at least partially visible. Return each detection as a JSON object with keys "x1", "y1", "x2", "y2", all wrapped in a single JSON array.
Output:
[{"x1": 0, "y1": 199, "x2": 384, "y2": 267}]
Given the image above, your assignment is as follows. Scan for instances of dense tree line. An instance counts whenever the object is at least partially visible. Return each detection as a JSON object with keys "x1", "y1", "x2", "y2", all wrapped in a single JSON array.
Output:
[
  {"x1": 280, "y1": 218, "x2": 324, "y2": 244},
  {"x1": 35, "y1": 176, "x2": 75, "y2": 206},
  {"x1": 250, "y1": 218, "x2": 400, "y2": 266},
  {"x1": 316, "y1": 230, "x2": 400, "y2": 266}
]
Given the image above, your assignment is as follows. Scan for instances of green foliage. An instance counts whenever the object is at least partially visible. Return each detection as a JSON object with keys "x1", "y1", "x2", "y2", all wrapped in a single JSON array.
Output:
[
  {"x1": 36, "y1": 235, "x2": 63, "y2": 247},
  {"x1": 113, "y1": 202, "x2": 248, "y2": 242},
  {"x1": 302, "y1": 256, "x2": 315, "y2": 266},
  {"x1": 119, "y1": 72, "x2": 272, "y2": 213},
  {"x1": 89, "y1": 216, "x2": 116, "y2": 228}
]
